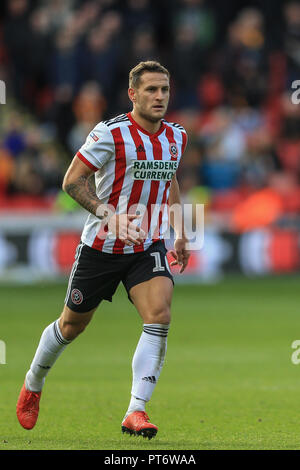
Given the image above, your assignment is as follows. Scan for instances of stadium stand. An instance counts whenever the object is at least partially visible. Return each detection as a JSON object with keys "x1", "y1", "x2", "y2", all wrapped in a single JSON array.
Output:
[{"x1": 0, "y1": 0, "x2": 299, "y2": 279}]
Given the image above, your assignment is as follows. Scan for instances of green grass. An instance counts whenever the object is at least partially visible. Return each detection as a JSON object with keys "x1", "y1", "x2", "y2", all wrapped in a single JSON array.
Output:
[{"x1": 0, "y1": 276, "x2": 299, "y2": 450}]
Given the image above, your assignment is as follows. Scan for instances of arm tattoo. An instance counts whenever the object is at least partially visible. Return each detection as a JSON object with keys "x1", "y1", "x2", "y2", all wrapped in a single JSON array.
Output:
[{"x1": 64, "y1": 174, "x2": 101, "y2": 216}]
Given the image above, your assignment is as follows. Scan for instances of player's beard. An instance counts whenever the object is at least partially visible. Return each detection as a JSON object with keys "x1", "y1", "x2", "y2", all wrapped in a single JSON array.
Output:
[{"x1": 138, "y1": 107, "x2": 167, "y2": 124}]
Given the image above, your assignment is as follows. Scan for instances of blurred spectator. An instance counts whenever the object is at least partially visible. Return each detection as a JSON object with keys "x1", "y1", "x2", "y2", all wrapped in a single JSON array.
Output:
[
  {"x1": 198, "y1": 109, "x2": 246, "y2": 190},
  {"x1": 173, "y1": 0, "x2": 216, "y2": 49},
  {"x1": 124, "y1": 0, "x2": 157, "y2": 34},
  {"x1": 9, "y1": 153, "x2": 45, "y2": 196},
  {"x1": 283, "y1": 1, "x2": 300, "y2": 84},
  {"x1": 276, "y1": 93, "x2": 300, "y2": 175},
  {"x1": 3, "y1": 0, "x2": 30, "y2": 103},
  {"x1": 67, "y1": 81, "x2": 106, "y2": 153},
  {"x1": 197, "y1": 74, "x2": 225, "y2": 110},
  {"x1": 231, "y1": 172, "x2": 300, "y2": 233},
  {"x1": 128, "y1": 28, "x2": 158, "y2": 66},
  {"x1": 51, "y1": 22, "x2": 81, "y2": 95},
  {"x1": 84, "y1": 17, "x2": 122, "y2": 99},
  {"x1": 26, "y1": 8, "x2": 52, "y2": 111},
  {"x1": 231, "y1": 181, "x2": 283, "y2": 233},
  {"x1": 170, "y1": 22, "x2": 206, "y2": 107},
  {"x1": 217, "y1": 8, "x2": 267, "y2": 107},
  {"x1": 41, "y1": 0, "x2": 74, "y2": 35},
  {"x1": 0, "y1": 102, "x2": 66, "y2": 200},
  {"x1": 37, "y1": 143, "x2": 65, "y2": 194},
  {"x1": 0, "y1": 147, "x2": 14, "y2": 195},
  {"x1": 169, "y1": 0, "x2": 217, "y2": 108},
  {"x1": 243, "y1": 128, "x2": 282, "y2": 188},
  {"x1": 3, "y1": 111, "x2": 26, "y2": 157}
]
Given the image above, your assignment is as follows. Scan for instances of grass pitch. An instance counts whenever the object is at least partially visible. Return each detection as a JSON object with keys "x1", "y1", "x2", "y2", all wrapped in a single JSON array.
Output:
[{"x1": 0, "y1": 276, "x2": 299, "y2": 450}]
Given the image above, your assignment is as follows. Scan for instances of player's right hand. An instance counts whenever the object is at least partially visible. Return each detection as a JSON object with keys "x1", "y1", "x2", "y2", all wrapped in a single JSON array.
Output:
[{"x1": 108, "y1": 214, "x2": 146, "y2": 246}]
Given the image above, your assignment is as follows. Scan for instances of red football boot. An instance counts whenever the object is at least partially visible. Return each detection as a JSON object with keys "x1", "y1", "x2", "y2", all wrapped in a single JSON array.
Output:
[
  {"x1": 122, "y1": 411, "x2": 158, "y2": 439},
  {"x1": 16, "y1": 382, "x2": 41, "y2": 430}
]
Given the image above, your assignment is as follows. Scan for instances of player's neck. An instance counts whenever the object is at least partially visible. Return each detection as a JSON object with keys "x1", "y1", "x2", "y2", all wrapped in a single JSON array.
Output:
[{"x1": 130, "y1": 110, "x2": 162, "y2": 135}]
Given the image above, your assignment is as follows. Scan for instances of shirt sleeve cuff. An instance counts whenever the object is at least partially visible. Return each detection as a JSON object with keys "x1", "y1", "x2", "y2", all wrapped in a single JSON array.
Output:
[{"x1": 76, "y1": 151, "x2": 99, "y2": 172}]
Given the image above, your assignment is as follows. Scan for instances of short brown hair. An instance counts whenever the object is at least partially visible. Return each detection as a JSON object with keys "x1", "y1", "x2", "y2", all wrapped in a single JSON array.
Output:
[{"x1": 129, "y1": 61, "x2": 170, "y2": 88}]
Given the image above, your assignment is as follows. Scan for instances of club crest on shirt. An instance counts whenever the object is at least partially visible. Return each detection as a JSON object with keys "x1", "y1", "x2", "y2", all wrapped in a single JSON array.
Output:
[{"x1": 169, "y1": 143, "x2": 178, "y2": 158}]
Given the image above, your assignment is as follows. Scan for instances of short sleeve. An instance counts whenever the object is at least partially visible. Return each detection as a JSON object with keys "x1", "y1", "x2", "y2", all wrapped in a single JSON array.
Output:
[
  {"x1": 181, "y1": 130, "x2": 188, "y2": 155},
  {"x1": 76, "y1": 122, "x2": 114, "y2": 171}
]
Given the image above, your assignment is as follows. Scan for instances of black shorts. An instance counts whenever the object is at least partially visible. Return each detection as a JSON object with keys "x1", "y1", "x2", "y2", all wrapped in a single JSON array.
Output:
[{"x1": 64, "y1": 240, "x2": 174, "y2": 313}]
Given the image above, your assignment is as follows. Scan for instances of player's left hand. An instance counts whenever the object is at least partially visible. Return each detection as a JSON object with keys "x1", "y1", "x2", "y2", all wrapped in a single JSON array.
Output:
[{"x1": 170, "y1": 238, "x2": 190, "y2": 274}]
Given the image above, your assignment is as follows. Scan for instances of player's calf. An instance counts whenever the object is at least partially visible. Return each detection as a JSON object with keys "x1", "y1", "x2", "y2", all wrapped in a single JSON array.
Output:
[{"x1": 58, "y1": 306, "x2": 95, "y2": 341}]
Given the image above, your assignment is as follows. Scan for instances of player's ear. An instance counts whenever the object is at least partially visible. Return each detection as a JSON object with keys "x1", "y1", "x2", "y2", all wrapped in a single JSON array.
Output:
[{"x1": 128, "y1": 87, "x2": 136, "y2": 104}]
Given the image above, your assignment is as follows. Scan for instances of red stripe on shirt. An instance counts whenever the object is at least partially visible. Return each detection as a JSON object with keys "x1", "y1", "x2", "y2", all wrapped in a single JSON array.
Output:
[
  {"x1": 152, "y1": 181, "x2": 171, "y2": 240},
  {"x1": 181, "y1": 131, "x2": 187, "y2": 154},
  {"x1": 151, "y1": 126, "x2": 176, "y2": 239},
  {"x1": 112, "y1": 125, "x2": 147, "y2": 253},
  {"x1": 92, "y1": 127, "x2": 127, "y2": 251},
  {"x1": 157, "y1": 129, "x2": 186, "y2": 239},
  {"x1": 133, "y1": 133, "x2": 163, "y2": 253},
  {"x1": 76, "y1": 151, "x2": 98, "y2": 172}
]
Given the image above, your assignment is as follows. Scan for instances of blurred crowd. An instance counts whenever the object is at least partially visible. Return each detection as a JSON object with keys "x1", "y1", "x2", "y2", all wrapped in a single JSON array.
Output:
[{"x1": 0, "y1": 0, "x2": 300, "y2": 232}]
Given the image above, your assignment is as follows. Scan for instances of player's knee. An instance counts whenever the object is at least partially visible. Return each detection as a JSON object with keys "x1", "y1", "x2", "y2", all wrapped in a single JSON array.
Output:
[{"x1": 144, "y1": 305, "x2": 171, "y2": 325}]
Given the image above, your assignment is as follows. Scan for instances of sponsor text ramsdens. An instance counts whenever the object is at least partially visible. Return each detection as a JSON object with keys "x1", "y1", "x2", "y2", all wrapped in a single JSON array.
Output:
[{"x1": 132, "y1": 160, "x2": 178, "y2": 181}]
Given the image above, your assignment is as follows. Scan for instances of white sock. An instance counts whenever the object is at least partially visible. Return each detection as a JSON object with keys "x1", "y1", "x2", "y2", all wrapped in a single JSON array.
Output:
[
  {"x1": 125, "y1": 323, "x2": 169, "y2": 418},
  {"x1": 25, "y1": 319, "x2": 72, "y2": 392},
  {"x1": 126, "y1": 395, "x2": 146, "y2": 417}
]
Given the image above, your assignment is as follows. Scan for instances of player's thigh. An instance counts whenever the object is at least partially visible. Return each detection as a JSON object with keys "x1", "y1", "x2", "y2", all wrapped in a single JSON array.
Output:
[
  {"x1": 129, "y1": 276, "x2": 173, "y2": 325},
  {"x1": 59, "y1": 305, "x2": 97, "y2": 339}
]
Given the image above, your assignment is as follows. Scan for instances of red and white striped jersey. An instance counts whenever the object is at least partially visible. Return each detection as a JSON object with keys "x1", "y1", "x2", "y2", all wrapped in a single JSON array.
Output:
[{"x1": 76, "y1": 112, "x2": 187, "y2": 254}]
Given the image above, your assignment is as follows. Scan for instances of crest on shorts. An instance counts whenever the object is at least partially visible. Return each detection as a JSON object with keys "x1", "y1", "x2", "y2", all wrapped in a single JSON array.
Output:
[
  {"x1": 71, "y1": 288, "x2": 83, "y2": 305},
  {"x1": 169, "y1": 143, "x2": 178, "y2": 158}
]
